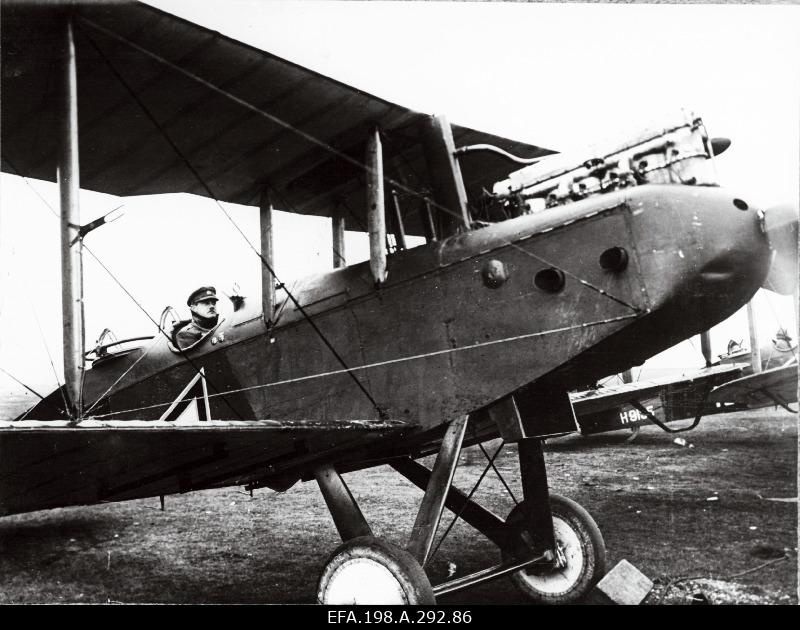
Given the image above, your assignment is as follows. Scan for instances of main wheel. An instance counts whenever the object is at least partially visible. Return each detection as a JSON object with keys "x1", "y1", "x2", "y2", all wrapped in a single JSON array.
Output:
[
  {"x1": 503, "y1": 493, "x2": 606, "y2": 604},
  {"x1": 317, "y1": 536, "x2": 436, "y2": 605}
]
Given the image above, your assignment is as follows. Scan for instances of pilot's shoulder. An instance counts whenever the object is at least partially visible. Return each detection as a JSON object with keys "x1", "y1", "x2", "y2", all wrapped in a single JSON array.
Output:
[{"x1": 173, "y1": 320, "x2": 197, "y2": 336}]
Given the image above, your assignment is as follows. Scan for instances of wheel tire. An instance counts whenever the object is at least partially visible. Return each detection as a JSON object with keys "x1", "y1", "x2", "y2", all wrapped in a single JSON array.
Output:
[
  {"x1": 503, "y1": 493, "x2": 606, "y2": 604},
  {"x1": 317, "y1": 536, "x2": 436, "y2": 605}
]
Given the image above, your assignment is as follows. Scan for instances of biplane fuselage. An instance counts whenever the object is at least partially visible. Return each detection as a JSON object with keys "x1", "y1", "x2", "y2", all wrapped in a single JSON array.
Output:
[{"x1": 27, "y1": 184, "x2": 770, "y2": 434}]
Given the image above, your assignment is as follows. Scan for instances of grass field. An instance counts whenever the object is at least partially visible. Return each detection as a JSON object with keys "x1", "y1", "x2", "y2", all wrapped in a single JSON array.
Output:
[{"x1": 0, "y1": 409, "x2": 796, "y2": 604}]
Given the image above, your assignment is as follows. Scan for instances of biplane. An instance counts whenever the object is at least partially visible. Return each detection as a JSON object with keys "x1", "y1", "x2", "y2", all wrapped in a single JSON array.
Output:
[
  {"x1": 569, "y1": 330, "x2": 798, "y2": 439},
  {"x1": 0, "y1": 1, "x2": 793, "y2": 604}
]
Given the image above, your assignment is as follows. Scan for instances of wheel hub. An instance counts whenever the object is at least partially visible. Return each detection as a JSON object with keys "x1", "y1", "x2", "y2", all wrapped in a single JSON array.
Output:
[
  {"x1": 517, "y1": 516, "x2": 585, "y2": 595},
  {"x1": 553, "y1": 542, "x2": 568, "y2": 569}
]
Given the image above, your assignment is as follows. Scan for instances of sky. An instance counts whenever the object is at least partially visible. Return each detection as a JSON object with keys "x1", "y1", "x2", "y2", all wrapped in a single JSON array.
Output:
[{"x1": 1, "y1": 1, "x2": 798, "y2": 401}]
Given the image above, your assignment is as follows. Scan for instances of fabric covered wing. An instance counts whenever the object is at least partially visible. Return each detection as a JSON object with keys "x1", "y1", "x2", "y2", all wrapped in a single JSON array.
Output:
[
  {"x1": 707, "y1": 364, "x2": 798, "y2": 410},
  {"x1": 570, "y1": 364, "x2": 742, "y2": 416},
  {"x1": 0, "y1": 420, "x2": 407, "y2": 516},
  {"x1": 1, "y1": 1, "x2": 552, "y2": 235}
]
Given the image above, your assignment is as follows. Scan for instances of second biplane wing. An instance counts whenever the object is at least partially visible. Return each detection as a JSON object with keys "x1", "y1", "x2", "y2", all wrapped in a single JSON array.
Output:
[
  {"x1": 569, "y1": 363, "x2": 744, "y2": 434},
  {"x1": 707, "y1": 363, "x2": 798, "y2": 412},
  {"x1": 0, "y1": 1, "x2": 552, "y2": 236},
  {"x1": 0, "y1": 418, "x2": 408, "y2": 516}
]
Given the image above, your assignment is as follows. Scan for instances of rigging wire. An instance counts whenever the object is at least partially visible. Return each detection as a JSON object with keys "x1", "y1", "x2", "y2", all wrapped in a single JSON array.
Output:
[
  {"x1": 80, "y1": 246, "x2": 246, "y2": 420},
  {"x1": 21, "y1": 282, "x2": 71, "y2": 416},
  {"x1": 426, "y1": 439, "x2": 506, "y2": 565},
  {"x1": 89, "y1": 313, "x2": 639, "y2": 419},
  {"x1": 0, "y1": 169, "x2": 68, "y2": 417},
  {"x1": 24, "y1": 11, "x2": 649, "y2": 331},
  {"x1": 33, "y1": 316, "x2": 70, "y2": 414},
  {"x1": 381, "y1": 128, "x2": 488, "y2": 222},
  {"x1": 686, "y1": 336, "x2": 704, "y2": 366},
  {"x1": 1, "y1": 158, "x2": 245, "y2": 420},
  {"x1": 760, "y1": 285, "x2": 795, "y2": 339},
  {"x1": 0, "y1": 366, "x2": 45, "y2": 400},
  {"x1": 379, "y1": 131, "x2": 431, "y2": 225},
  {"x1": 507, "y1": 241, "x2": 642, "y2": 313},
  {"x1": 78, "y1": 22, "x2": 387, "y2": 419},
  {"x1": 82, "y1": 340, "x2": 156, "y2": 415},
  {"x1": 337, "y1": 199, "x2": 368, "y2": 233},
  {"x1": 477, "y1": 441, "x2": 519, "y2": 506}
]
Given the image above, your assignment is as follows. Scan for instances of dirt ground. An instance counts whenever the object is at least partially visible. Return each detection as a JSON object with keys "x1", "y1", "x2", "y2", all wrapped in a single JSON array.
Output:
[{"x1": 0, "y1": 409, "x2": 796, "y2": 605}]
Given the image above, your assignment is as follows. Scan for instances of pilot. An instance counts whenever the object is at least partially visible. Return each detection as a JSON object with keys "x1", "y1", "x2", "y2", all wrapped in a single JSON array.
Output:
[{"x1": 176, "y1": 286, "x2": 220, "y2": 349}]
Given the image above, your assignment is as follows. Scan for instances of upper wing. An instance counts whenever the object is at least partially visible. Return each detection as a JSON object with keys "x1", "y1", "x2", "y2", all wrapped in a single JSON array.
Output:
[
  {"x1": 707, "y1": 363, "x2": 798, "y2": 410},
  {"x1": 1, "y1": 1, "x2": 552, "y2": 235}
]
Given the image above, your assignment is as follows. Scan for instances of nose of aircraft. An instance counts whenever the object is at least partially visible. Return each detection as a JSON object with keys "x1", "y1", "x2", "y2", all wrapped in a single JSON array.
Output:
[
  {"x1": 630, "y1": 186, "x2": 774, "y2": 333},
  {"x1": 762, "y1": 202, "x2": 799, "y2": 295}
]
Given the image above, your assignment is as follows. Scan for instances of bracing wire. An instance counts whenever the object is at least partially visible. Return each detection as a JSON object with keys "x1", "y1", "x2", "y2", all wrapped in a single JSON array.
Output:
[
  {"x1": 78, "y1": 22, "x2": 387, "y2": 419},
  {"x1": 507, "y1": 241, "x2": 642, "y2": 313},
  {"x1": 22, "y1": 285, "x2": 71, "y2": 416},
  {"x1": 2, "y1": 158, "x2": 245, "y2": 420},
  {"x1": 477, "y1": 441, "x2": 519, "y2": 506},
  {"x1": 0, "y1": 366, "x2": 45, "y2": 400},
  {"x1": 467, "y1": 420, "x2": 518, "y2": 505},
  {"x1": 686, "y1": 336, "x2": 704, "y2": 365},
  {"x1": 78, "y1": 15, "x2": 645, "y2": 413},
  {"x1": 82, "y1": 340, "x2": 155, "y2": 415},
  {"x1": 80, "y1": 246, "x2": 247, "y2": 420},
  {"x1": 427, "y1": 439, "x2": 506, "y2": 564}
]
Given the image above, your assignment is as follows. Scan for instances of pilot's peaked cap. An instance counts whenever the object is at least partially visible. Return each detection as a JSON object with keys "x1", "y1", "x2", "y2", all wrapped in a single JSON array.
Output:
[{"x1": 187, "y1": 286, "x2": 218, "y2": 306}]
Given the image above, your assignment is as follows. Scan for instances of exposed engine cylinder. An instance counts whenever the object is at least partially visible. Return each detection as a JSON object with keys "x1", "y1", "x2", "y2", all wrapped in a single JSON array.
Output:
[{"x1": 491, "y1": 111, "x2": 723, "y2": 216}]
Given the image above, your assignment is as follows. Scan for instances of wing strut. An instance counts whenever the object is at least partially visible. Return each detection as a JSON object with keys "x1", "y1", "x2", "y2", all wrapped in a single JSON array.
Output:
[
  {"x1": 366, "y1": 127, "x2": 387, "y2": 285},
  {"x1": 332, "y1": 208, "x2": 347, "y2": 269},
  {"x1": 59, "y1": 14, "x2": 84, "y2": 420},
  {"x1": 259, "y1": 189, "x2": 276, "y2": 324},
  {"x1": 746, "y1": 301, "x2": 762, "y2": 373},
  {"x1": 422, "y1": 115, "x2": 471, "y2": 238},
  {"x1": 700, "y1": 330, "x2": 712, "y2": 367}
]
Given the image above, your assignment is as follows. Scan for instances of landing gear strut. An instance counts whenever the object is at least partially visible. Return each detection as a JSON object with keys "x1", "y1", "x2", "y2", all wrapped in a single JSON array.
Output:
[
  {"x1": 313, "y1": 462, "x2": 437, "y2": 605},
  {"x1": 314, "y1": 416, "x2": 606, "y2": 604}
]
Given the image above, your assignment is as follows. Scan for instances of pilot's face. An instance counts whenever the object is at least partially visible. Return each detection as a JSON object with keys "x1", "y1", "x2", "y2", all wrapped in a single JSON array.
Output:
[{"x1": 191, "y1": 298, "x2": 218, "y2": 320}]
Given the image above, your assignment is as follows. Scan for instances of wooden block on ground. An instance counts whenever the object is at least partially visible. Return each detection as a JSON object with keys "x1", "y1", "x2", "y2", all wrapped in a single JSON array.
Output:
[{"x1": 587, "y1": 559, "x2": 653, "y2": 605}]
